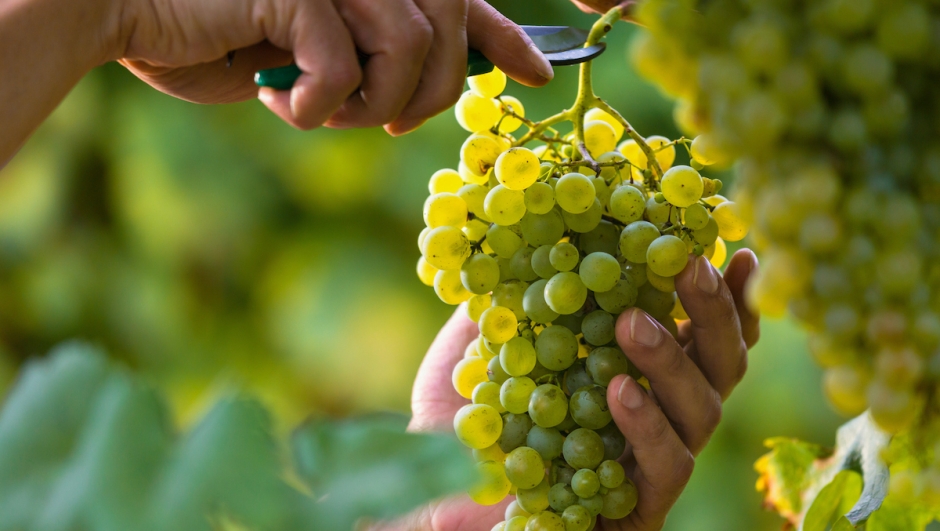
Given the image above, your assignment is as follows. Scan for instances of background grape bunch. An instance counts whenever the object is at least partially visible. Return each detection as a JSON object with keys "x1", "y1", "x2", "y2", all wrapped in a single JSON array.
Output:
[
  {"x1": 415, "y1": 12, "x2": 750, "y2": 528},
  {"x1": 629, "y1": 0, "x2": 940, "y2": 516}
]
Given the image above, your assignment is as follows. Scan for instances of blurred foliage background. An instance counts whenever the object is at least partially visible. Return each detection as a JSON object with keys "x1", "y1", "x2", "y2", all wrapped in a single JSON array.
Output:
[{"x1": 0, "y1": 0, "x2": 846, "y2": 529}]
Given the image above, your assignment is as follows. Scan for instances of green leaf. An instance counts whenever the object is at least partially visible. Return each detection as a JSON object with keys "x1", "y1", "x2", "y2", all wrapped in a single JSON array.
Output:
[
  {"x1": 803, "y1": 471, "x2": 862, "y2": 531},
  {"x1": 755, "y1": 436, "x2": 830, "y2": 523},
  {"x1": 865, "y1": 499, "x2": 934, "y2": 531},
  {"x1": 831, "y1": 516, "x2": 856, "y2": 531}
]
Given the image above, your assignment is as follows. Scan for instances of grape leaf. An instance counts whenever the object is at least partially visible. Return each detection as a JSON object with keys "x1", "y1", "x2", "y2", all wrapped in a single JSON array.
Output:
[
  {"x1": 755, "y1": 436, "x2": 830, "y2": 524},
  {"x1": 803, "y1": 471, "x2": 862, "y2": 531},
  {"x1": 0, "y1": 343, "x2": 475, "y2": 531}
]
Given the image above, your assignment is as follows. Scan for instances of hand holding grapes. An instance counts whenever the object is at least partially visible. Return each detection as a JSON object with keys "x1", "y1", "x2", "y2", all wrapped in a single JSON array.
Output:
[{"x1": 381, "y1": 249, "x2": 759, "y2": 531}]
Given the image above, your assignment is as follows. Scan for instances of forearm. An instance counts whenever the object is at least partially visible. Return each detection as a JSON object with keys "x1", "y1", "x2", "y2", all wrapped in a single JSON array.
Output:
[{"x1": 0, "y1": 0, "x2": 122, "y2": 167}]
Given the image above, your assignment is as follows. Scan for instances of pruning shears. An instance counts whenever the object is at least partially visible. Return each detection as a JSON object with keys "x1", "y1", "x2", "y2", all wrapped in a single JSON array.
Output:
[{"x1": 254, "y1": 25, "x2": 606, "y2": 90}]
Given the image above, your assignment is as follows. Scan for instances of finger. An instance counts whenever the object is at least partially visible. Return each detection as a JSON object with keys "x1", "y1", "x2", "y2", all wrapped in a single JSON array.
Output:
[
  {"x1": 409, "y1": 306, "x2": 479, "y2": 433},
  {"x1": 367, "y1": 494, "x2": 509, "y2": 531},
  {"x1": 724, "y1": 249, "x2": 760, "y2": 349},
  {"x1": 604, "y1": 375, "x2": 694, "y2": 531},
  {"x1": 614, "y1": 308, "x2": 722, "y2": 455},
  {"x1": 327, "y1": 0, "x2": 434, "y2": 128},
  {"x1": 122, "y1": 41, "x2": 293, "y2": 104},
  {"x1": 385, "y1": 0, "x2": 470, "y2": 136},
  {"x1": 674, "y1": 255, "x2": 748, "y2": 399},
  {"x1": 467, "y1": 0, "x2": 553, "y2": 87},
  {"x1": 259, "y1": 1, "x2": 361, "y2": 130}
]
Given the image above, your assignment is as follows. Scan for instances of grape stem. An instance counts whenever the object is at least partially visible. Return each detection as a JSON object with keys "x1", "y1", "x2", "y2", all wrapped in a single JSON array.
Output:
[{"x1": 512, "y1": 5, "x2": 664, "y2": 186}]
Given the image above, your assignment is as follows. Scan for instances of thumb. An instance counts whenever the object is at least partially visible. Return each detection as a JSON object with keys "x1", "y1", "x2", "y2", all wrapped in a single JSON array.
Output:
[{"x1": 467, "y1": 0, "x2": 553, "y2": 87}]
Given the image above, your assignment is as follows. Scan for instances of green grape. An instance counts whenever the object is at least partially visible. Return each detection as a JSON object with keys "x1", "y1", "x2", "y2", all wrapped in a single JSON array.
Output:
[
  {"x1": 586, "y1": 347, "x2": 634, "y2": 386},
  {"x1": 489, "y1": 352, "x2": 511, "y2": 384},
  {"x1": 597, "y1": 460, "x2": 625, "y2": 489},
  {"x1": 535, "y1": 325, "x2": 579, "y2": 371},
  {"x1": 516, "y1": 476, "x2": 551, "y2": 514},
  {"x1": 594, "y1": 279, "x2": 639, "y2": 314},
  {"x1": 562, "y1": 504, "x2": 592, "y2": 531},
  {"x1": 504, "y1": 516, "x2": 528, "y2": 531},
  {"x1": 645, "y1": 196, "x2": 679, "y2": 227},
  {"x1": 553, "y1": 461, "x2": 577, "y2": 485},
  {"x1": 570, "y1": 386, "x2": 612, "y2": 429},
  {"x1": 842, "y1": 44, "x2": 893, "y2": 97},
  {"x1": 483, "y1": 336, "x2": 503, "y2": 359},
  {"x1": 525, "y1": 182, "x2": 556, "y2": 214},
  {"x1": 496, "y1": 148, "x2": 541, "y2": 190},
  {"x1": 473, "y1": 381, "x2": 507, "y2": 413},
  {"x1": 619, "y1": 221, "x2": 660, "y2": 263},
  {"x1": 454, "y1": 404, "x2": 503, "y2": 449},
  {"x1": 549, "y1": 483, "x2": 579, "y2": 512},
  {"x1": 493, "y1": 280, "x2": 528, "y2": 321},
  {"x1": 528, "y1": 360, "x2": 555, "y2": 382},
  {"x1": 461, "y1": 133, "x2": 503, "y2": 174},
  {"x1": 584, "y1": 120, "x2": 618, "y2": 155},
  {"x1": 464, "y1": 218, "x2": 490, "y2": 243},
  {"x1": 578, "y1": 252, "x2": 622, "y2": 293},
  {"x1": 499, "y1": 96, "x2": 526, "y2": 134},
  {"x1": 609, "y1": 185, "x2": 646, "y2": 223},
  {"x1": 565, "y1": 361, "x2": 595, "y2": 395},
  {"x1": 562, "y1": 198, "x2": 603, "y2": 233},
  {"x1": 510, "y1": 246, "x2": 539, "y2": 282},
  {"x1": 486, "y1": 185, "x2": 527, "y2": 226},
  {"x1": 636, "y1": 284, "x2": 676, "y2": 320},
  {"x1": 501, "y1": 376, "x2": 537, "y2": 414},
  {"x1": 468, "y1": 68, "x2": 506, "y2": 98},
  {"x1": 876, "y1": 3, "x2": 930, "y2": 59},
  {"x1": 458, "y1": 183, "x2": 490, "y2": 222},
  {"x1": 582, "y1": 310, "x2": 615, "y2": 346},
  {"x1": 462, "y1": 253, "x2": 500, "y2": 294},
  {"x1": 480, "y1": 306, "x2": 518, "y2": 344},
  {"x1": 487, "y1": 225, "x2": 524, "y2": 259},
  {"x1": 531, "y1": 245, "x2": 558, "y2": 279},
  {"x1": 550, "y1": 242, "x2": 580, "y2": 272},
  {"x1": 712, "y1": 201, "x2": 750, "y2": 241},
  {"x1": 429, "y1": 168, "x2": 464, "y2": 194},
  {"x1": 579, "y1": 494, "x2": 604, "y2": 517},
  {"x1": 647, "y1": 235, "x2": 689, "y2": 277},
  {"x1": 683, "y1": 202, "x2": 709, "y2": 230},
  {"x1": 572, "y1": 469, "x2": 600, "y2": 498},
  {"x1": 545, "y1": 272, "x2": 588, "y2": 315},
  {"x1": 528, "y1": 384, "x2": 569, "y2": 428},
  {"x1": 417, "y1": 256, "x2": 438, "y2": 287},
  {"x1": 693, "y1": 216, "x2": 719, "y2": 246},
  {"x1": 591, "y1": 176, "x2": 611, "y2": 207},
  {"x1": 500, "y1": 336, "x2": 538, "y2": 377},
  {"x1": 526, "y1": 425, "x2": 565, "y2": 460},
  {"x1": 505, "y1": 446, "x2": 545, "y2": 489},
  {"x1": 523, "y1": 279, "x2": 560, "y2": 324},
  {"x1": 506, "y1": 500, "x2": 531, "y2": 520},
  {"x1": 520, "y1": 210, "x2": 565, "y2": 246},
  {"x1": 621, "y1": 260, "x2": 647, "y2": 288},
  {"x1": 661, "y1": 165, "x2": 704, "y2": 208},
  {"x1": 498, "y1": 413, "x2": 533, "y2": 453},
  {"x1": 424, "y1": 192, "x2": 469, "y2": 228},
  {"x1": 456, "y1": 91, "x2": 502, "y2": 133},
  {"x1": 580, "y1": 221, "x2": 619, "y2": 256},
  {"x1": 555, "y1": 173, "x2": 597, "y2": 213},
  {"x1": 600, "y1": 480, "x2": 638, "y2": 519},
  {"x1": 563, "y1": 428, "x2": 605, "y2": 469},
  {"x1": 524, "y1": 510, "x2": 564, "y2": 531},
  {"x1": 453, "y1": 356, "x2": 490, "y2": 398},
  {"x1": 423, "y1": 226, "x2": 472, "y2": 270},
  {"x1": 435, "y1": 269, "x2": 473, "y2": 304},
  {"x1": 468, "y1": 460, "x2": 512, "y2": 505},
  {"x1": 597, "y1": 422, "x2": 626, "y2": 461}
]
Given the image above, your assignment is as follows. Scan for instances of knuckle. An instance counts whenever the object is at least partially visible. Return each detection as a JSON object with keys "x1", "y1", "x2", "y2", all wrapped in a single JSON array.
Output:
[
  {"x1": 401, "y1": 14, "x2": 434, "y2": 53},
  {"x1": 331, "y1": 61, "x2": 363, "y2": 94}
]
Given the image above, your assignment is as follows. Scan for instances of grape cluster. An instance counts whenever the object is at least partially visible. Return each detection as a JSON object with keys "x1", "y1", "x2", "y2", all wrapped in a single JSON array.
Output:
[
  {"x1": 417, "y1": 57, "x2": 747, "y2": 529},
  {"x1": 630, "y1": 0, "x2": 940, "y2": 506}
]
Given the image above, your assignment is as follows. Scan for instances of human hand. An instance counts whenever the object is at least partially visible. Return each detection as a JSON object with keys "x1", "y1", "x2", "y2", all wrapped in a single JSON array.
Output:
[
  {"x1": 112, "y1": 0, "x2": 553, "y2": 133},
  {"x1": 379, "y1": 249, "x2": 760, "y2": 531}
]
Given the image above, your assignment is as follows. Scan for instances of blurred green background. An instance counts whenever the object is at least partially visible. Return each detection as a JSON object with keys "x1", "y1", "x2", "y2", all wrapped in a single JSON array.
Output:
[{"x1": 0, "y1": 1, "x2": 844, "y2": 529}]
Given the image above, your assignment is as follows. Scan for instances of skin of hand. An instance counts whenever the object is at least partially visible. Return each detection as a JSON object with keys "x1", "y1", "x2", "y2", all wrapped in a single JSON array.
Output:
[
  {"x1": 377, "y1": 249, "x2": 760, "y2": 531},
  {"x1": 0, "y1": 0, "x2": 552, "y2": 167}
]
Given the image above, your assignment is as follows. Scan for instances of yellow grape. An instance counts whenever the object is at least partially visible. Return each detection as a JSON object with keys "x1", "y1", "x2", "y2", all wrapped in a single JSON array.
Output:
[
  {"x1": 464, "y1": 218, "x2": 490, "y2": 243},
  {"x1": 710, "y1": 237, "x2": 727, "y2": 268},
  {"x1": 480, "y1": 306, "x2": 518, "y2": 343},
  {"x1": 453, "y1": 356, "x2": 490, "y2": 398},
  {"x1": 660, "y1": 165, "x2": 704, "y2": 208},
  {"x1": 417, "y1": 257, "x2": 438, "y2": 287},
  {"x1": 670, "y1": 297, "x2": 689, "y2": 320},
  {"x1": 422, "y1": 226, "x2": 471, "y2": 270},
  {"x1": 435, "y1": 269, "x2": 473, "y2": 304},
  {"x1": 646, "y1": 135, "x2": 676, "y2": 170},
  {"x1": 459, "y1": 160, "x2": 490, "y2": 185},
  {"x1": 583, "y1": 120, "x2": 618, "y2": 155},
  {"x1": 424, "y1": 193, "x2": 469, "y2": 228},
  {"x1": 429, "y1": 168, "x2": 464, "y2": 194},
  {"x1": 468, "y1": 460, "x2": 512, "y2": 505},
  {"x1": 499, "y1": 96, "x2": 526, "y2": 134},
  {"x1": 646, "y1": 235, "x2": 689, "y2": 277},
  {"x1": 473, "y1": 381, "x2": 507, "y2": 413},
  {"x1": 703, "y1": 194, "x2": 728, "y2": 207},
  {"x1": 585, "y1": 107, "x2": 625, "y2": 139},
  {"x1": 456, "y1": 91, "x2": 501, "y2": 133},
  {"x1": 469, "y1": 68, "x2": 507, "y2": 99},
  {"x1": 454, "y1": 403, "x2": 503, "y2": 449},
  {"x1": 525, "y1": 182, "x2": 555, "y2": 215},
  {"x1": 495, "y1": 148, "x2": 541, "y2": 190},
  {"x1": 646, "y1": 267, "x2": 676, "y2": 292},
  {"x1": 467, "y1": 294, "x2": 492, "y2": 322},
  {"x1": 555, "y1": 173, "x2": 596, "y2": 214},
  {"x1": 823, "y1": 365, "x2": 870, "y2": 416},
  {"x1": 712, "y1": 201, "x2": 750, "y2": 241},
  {"x1": 461, "y1": 134, "x2": 504, "y2": 176},
  {"x1": 690, "y1": 134, "x2": 730, "y2": 167},
  {"x1": 484, "y1": 185, "x2": 527, "y2": 226},
  {"x1": 474, "y1": 442, "x2": 508, "y2": 463}
]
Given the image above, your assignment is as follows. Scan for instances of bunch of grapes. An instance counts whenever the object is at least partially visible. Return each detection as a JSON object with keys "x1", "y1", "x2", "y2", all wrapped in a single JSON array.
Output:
[
  {"x1": 630, "y1": 0, "x2": 940, "y2": 506},
  {"x1": 415, "y1": 11, "x2": 751, "y2": 527}
]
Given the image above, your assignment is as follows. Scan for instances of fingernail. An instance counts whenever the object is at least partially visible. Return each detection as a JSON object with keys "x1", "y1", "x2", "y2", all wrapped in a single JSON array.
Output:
[
  {"x1": 257, "y1": 88, "x2": 275, "y2": 106},
  {"x1": 694, "y1": 256, "x2": 719, "y2": 294},
  {"x1": 528, "y1": 44, "x2": 554, "y2": 81},
  {"x1": 630, "y1": 309, "x2": 663, "y2": 347},
  {"x1": 618, "y1": 376, "x2": 644, "y2": 410},
  {"x1": 747, "y1": 250, "x2": 759, "y2": 273}
]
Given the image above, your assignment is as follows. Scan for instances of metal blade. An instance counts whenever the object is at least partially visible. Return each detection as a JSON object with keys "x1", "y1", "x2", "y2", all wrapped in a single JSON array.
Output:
[
  {"x1": 522, "y1": 25, "x2": 591, "y2": 54},
  {"x1": 544, "y1": 43, "x2": 606, "y2": 66}
]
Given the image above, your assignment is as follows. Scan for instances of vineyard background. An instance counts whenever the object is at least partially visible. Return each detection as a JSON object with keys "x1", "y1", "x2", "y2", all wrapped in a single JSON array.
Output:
[{"x1": 0, "y1": 1, "x2": 846, "y2": 529}]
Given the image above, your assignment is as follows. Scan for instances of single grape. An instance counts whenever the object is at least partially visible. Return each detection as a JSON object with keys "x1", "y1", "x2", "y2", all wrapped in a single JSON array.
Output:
[
  {"x1": 646, "y1": 135, "x2": 676, "y2": 170},
  {"x1": 621, "y1": 260, "x2": 647, "y2": 288},
  {"x1": 600, "y1": 480, "x2": 638, "y2": 519},
  {"x1": 423, "y1": 226, "x2": 471, "y2": 270},
  {"x1": 693, "y1": 216, "x2": 719, "y2": 246},
  {"x1": 468, "y1": 68, "x2": 507, "y2": 98},
  {"x1": 429, "y1": 168, "x2": 464, "y2": 194},
  {"x1": 458, "y1": 183, "x2": 490, "y2": 221},
  {"x1": 597, "y1": 460, "x2": 625, "y2": 489},
  {"x1": 646, "y1": 267, "x2": 676, "y2": 293},
  {"x1": 645, "y1": 196, "x2": 679, "y2": 227},
  {"x1": 510, "y1": 246, "x2": 539, "y2": 282},
  {"x1": 562, "y1": 198, "x2": 603, "y2": 233},
  {"x1": 505, "y1": 500, "x2": 531, "y2": 520},
  {"x1": 454, "y1": 404, "x2": 503, "y2": 449},
  {"x1": 459, "y1": 160, "x2": 490, "y2": 185},
  {"x1": 480, "y1": 306, "x2": 518, "y2": 344},
  {"x1": 592, "y1": 176, "x2": 611, "y2": 207},
  {"x1": 565, "y1": 361, "x2": 595, "y2": 395},
  {"x1": 578, "y1": 252, "x2": 622, "y2": 293},
  {"x1": 550, "y1": 242, "x2": 580, "y2": 272},
  {"x1": 580, "y1": 221, "x2": 620, "y2": 256},
  {"x1": 462, "y1": 253, "x2": 500, "y2": 294},
  {"x1": 520, "y1": 209, "x2": 565, "y2": 247},
  {"x1": 492, "y1": 280, "x2": 529, "y2": 320},
  {"x1": 497, "y1": 413, "x2": 534, "y2": 453},
  {"x1": 523, "y1": 279, "x2": 560, "y2": 324},
  {"x1": 609, "y1": 185, "x2": 646, "y2": 223},
  {"x1": 710, "y1": 237, "x2": 728, "y2": 268},
  {"x1": 569, "y1": 386, "x2": 613, "y2": 429},
  {"x1": 548, "y1": 483, "x2": 579, "y2": 512},
  {"x1": 487, "y1": 225, "x2": 524, "y2": 259},
  {"x1": 635, "y1": 284, "x2": 676, "y2": 319},
  {"x1": 498, "y1": 96, "x2": 526, "y2": 134},
  {"x1": 524, "y1": 510, "x2": 565, "y2": 531},
  {"x1": 594, "y1": 279, "x2": 639, "y2": 314},
  {"x1": 500, "y1": 336, "x2": 537, "y2": 377},
  {"x1": 505, "y1": 446, "x2": 545, "y2": 489},
  {"x1": 468, "y1": 460, "x2": 512, "y2": 505},
  {"x1": 545, "y1": 272, "x2": 588, "y2": 315},
  {"x1": 528, "y1": 384, "x2": 569, "y2": 428},
  {"x1": 581, "y1": 310, "x2": 615, "y2": 346},
  {"x1": 473, "y1": 442, "x2": 507, "y2": 463},
  {"x1": 417, "y1": 256, "x2": 438, "y2": 287},
  {"x1": 553, "y1": 461, "x2": 577, "y2": 485},
  {"x1": 586, "y1": 347, "x2": 634, "y2": 386},
  {"x1": 525, "y1": 182, "x2": 555, "y2": 215},
  {"x1": 473, "y1": 381, "x2": 507, "y2": 413},
  {"x1": 456, "y1": 91, "x2": 501, "y2": 133},
  {"x1": 488, "y1": 352, "x2": 510, "y2": 384},
  {"x1": 597, "y1": 422, "x2": 626, "y2": 461},
  {"x1": 586, "y1": 107, "x2": 625, "y2": 138},
  {"x1": 468, "y1": 295, "x2": 491, "y2": 322},
  {"x1": 583, "y1": 120, "x2": 618, "y2": 155},
  {"x1": 683, "y1": 202, "x2": 709, "y2": 230},
  {"x1": 555, "y1": 173, "x2": 597, "y2": 214},
  {"x1": 535, "y1": 325, "x2": 579, "y2": 371},
  {"x1": 461, "y1": 133, "x2": 504, "y2": 176},
  {"x1": 572, "y1": 469, "x2": 600, "y2": 498},
  {"x1": 712, "y1": 201, "x2": 750, "y2": 241},
  {"x1": 516, "y1": 476, "x2": 551, "y2": 514},
  {"x1": 660, "y1": 165, "x2": 704, "y2": 208},
  {"x1": 501, "y1": 376, "x2": 537, "y2": 414},
  {"x1": 647, "y1": 235, "x2": 689, "y2": 277},
  {"x1": 496, "y1": 148, "x2": 541, "y2": 190},
  {"x1": 619, "y1": 221, "x2": 660, "y2": 263},
  {"x1": 563, "y1": 428, "x2": 605, "y2": 469},
  {"x1": 435, "y1": 269, "x2": 473, "y2": 304},
  {"x1": 504, "y1": 516, "x2": 528, "y2": 531},
  {"x1": 562, "y1": 504, "x2": 592, "y2": 531},
  {"x1": 465, "y1": 218, "x2": 490, "y2": 243},
  {"x1": 453, "y1": 356, "x2": 490, "y2": 398},
  {"x1": 485, "y1": 185, "x2": 527, "y2": 226},
  {"x1": 531, "y1": 245, "x2": 558, "y2": 279},
  {"x1": 526, "y1": 425, "x2": 565, "y2": 460}
]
